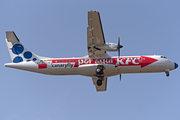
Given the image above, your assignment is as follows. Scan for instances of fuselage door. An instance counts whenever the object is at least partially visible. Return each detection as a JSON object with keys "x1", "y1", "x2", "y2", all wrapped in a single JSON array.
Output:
[{"x1": 47, "y1": 61, "x2": 52, "y2": 68}]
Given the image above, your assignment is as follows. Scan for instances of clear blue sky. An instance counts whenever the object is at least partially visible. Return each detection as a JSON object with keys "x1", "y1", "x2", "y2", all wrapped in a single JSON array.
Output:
[{"x1": 0, "y1": 0, "x2": 180, "y2": 120}]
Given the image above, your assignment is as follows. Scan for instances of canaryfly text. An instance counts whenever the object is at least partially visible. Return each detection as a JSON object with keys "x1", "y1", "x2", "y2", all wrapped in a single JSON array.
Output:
[{"x1": 52, "y1": 63, "x2": 75, "y2": 68}]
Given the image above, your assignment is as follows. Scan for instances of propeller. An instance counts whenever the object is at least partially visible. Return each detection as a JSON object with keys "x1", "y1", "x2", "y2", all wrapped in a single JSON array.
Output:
[{"x1": 117, "y1": 36, "x2": 123, "y2": 81}]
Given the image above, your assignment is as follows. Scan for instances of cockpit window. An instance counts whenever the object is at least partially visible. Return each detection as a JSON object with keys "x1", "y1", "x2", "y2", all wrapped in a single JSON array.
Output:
[{"x1": 161, "y1": 56, "x2": 166, "y2": 58}]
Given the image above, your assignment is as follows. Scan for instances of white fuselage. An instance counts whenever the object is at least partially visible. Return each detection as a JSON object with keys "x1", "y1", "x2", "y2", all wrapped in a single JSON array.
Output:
[{"x1": 5, "y1": 55, "x2": 177, "y2": 77}]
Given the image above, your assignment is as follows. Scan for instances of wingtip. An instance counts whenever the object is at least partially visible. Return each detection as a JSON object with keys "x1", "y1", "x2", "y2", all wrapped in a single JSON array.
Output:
[{"x1": 89, "y1": 10, "x2": 99, "y2": 13}]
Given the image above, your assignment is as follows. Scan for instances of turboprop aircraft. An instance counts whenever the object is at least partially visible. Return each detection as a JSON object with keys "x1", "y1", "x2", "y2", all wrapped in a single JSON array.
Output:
[{"x1": 4, "y1": 11, "x2": 178, "y2": 91}]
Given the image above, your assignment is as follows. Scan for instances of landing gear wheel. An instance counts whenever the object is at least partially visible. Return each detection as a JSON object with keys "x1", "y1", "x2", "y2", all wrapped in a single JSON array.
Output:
[
  {"x1": 165, "y1": 69, "x2": 169, "y2": 77},
  {"x1": 166, "y1": 72, "x2": 169, "y2": 77},
  {"x1": 96, "y1": 68, "x2": 101, "y2": 72},
  {"x1": 97, "y1": 79, "x2": 102, "y2": 86},
  {"x1": 96, "y1": 66, "x2": 104, "y2": 74}
]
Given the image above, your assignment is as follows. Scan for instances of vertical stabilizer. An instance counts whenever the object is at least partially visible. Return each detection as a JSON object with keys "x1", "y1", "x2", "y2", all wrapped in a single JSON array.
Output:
[{"x1": 5, "y1": 31, "x2": 47, "y2": 63}]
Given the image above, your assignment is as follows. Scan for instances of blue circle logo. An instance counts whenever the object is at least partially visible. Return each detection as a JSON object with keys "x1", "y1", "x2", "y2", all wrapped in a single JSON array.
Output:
[
  {"x1": 33, "y1": 58, "x2": 37, "y2": 61},
  {"x1": 12, "y1": 44, "x2": 24, "y2": 55},
  {"x1": 13, "y1": 56, "x2": 23, "y2": 63},
  {"x1": 23, "y1": 51, "x2": 32, "y2": 59}
]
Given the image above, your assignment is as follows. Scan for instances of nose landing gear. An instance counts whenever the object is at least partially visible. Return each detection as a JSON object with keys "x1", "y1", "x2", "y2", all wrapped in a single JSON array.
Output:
[{"x1": 165, "y1": 69, "x2": 169, "y2": 77}]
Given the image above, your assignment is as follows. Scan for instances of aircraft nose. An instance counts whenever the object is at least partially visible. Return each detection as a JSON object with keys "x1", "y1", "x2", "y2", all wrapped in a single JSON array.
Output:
[{"x1": 174, "y1": 62, "x2": 178, "y2": 69}]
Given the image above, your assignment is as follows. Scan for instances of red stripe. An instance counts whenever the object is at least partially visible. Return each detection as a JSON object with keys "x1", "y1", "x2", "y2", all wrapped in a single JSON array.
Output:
[{"x1": 45, "y1": 56, "x2": 158, "y2": 68}]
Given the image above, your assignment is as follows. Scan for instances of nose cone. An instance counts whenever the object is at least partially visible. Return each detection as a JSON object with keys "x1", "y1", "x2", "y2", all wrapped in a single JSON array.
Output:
[{"x1": 174, "y1": 62, "x2": 178, "y2": 69}]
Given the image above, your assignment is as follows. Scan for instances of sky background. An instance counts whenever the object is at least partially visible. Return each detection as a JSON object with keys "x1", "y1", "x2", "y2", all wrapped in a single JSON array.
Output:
[{"x1": 0, "y1": 0, "x2": 180, "y2": 120}]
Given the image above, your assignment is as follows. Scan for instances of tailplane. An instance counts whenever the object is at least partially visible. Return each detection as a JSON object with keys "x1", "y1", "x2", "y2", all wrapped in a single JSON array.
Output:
[{"x1": 5, "y1": 31, "x2": 47, "y2": 63}]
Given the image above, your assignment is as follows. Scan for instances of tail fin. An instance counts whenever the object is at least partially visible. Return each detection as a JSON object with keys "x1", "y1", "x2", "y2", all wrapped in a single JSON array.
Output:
[{"x1": 5, "y1": 31, "x2": 47, "y2": 63}]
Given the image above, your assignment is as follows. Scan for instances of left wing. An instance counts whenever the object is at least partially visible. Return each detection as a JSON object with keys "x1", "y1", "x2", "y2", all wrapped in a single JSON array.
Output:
[
  {"x1": 92, "y1": 77, "x2": 107, "y2": 91},
  {"x1": 87, "y1": 11, "x2": 106, "y2": 57}
]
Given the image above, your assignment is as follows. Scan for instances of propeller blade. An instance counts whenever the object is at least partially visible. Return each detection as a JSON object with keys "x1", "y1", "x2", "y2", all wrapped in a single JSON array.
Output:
[
  {"x1": 117, "y1": 35, "x2": 123, "y2": 50},
  {"x1": 118, "y1": 35, "x2": 120, "y2": 57},
  {"x1": 120, "y1": 74, "x2": 121, "y2": 81},
  {"x1": 118, "y1": 48, "x2": 120, "y2": 57},
  {"x1": 118, "y1": 35, "x2": 120, "y2": 47}
]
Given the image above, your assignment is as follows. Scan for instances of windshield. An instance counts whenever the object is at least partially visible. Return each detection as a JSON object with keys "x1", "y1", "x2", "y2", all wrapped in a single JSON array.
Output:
[{"x1": 161, "y1": 56, "x2": 166, "y2": 58}]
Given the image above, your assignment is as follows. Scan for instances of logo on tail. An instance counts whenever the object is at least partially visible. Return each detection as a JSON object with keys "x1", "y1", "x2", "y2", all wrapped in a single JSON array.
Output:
[{"x1": 6, "y1": 31, "x2": 40, "y2": 63}]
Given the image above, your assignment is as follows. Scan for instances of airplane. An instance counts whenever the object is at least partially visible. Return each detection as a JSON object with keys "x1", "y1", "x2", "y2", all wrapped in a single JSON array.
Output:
[{"x1": 4, "y1": 11, "x2": 178, "y2": 91}]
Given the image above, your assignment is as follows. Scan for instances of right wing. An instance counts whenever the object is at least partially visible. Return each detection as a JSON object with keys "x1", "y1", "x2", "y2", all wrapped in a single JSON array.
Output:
[
  {"x1": 87, "y1": 11, "x2": 106, "y2": 57},
  {"x1": 92, "y1": 77, "x2": 107, "y2": 91}
]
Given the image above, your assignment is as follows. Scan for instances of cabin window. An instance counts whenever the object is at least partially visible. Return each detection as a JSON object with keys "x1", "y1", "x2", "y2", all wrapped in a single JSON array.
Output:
[
  {"x1": 55, "y1": 61, "x2": 57, "y2": 63},
  {"x1": 59, "y1": 60, "x2": 60, "y2": 62},
  {"x1": 66, "y1": 60, "x2": 67, "y2": 62}
]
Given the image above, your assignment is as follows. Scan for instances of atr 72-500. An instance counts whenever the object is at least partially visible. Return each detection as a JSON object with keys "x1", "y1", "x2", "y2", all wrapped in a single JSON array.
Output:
[{"x1": 4, "y1": 11, "x2": 178, "y2": 91}]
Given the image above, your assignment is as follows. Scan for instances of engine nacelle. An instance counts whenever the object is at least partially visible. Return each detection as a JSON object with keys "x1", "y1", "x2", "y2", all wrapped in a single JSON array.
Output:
[
  {"x1": 78, "y1": 64, "x2": 98, "y2": 77},
  {"x1": 96, "y1": 43, "x2": 118, "y2": 51}
]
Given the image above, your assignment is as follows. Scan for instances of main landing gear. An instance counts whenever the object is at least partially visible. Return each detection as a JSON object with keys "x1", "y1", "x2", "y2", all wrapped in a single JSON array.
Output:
[
  {"x1": 95, "y1": 65, "x2": 104, "y2": 75},
  {"x1": 95, "y1": 65, "x2": 104, "y2": 86},
  {"x1": 96, "y1": 76, "x2": 104, "y2": 86},
  {"x1": 97, "y1": 79, "x2": 102, "y2": 86}
]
